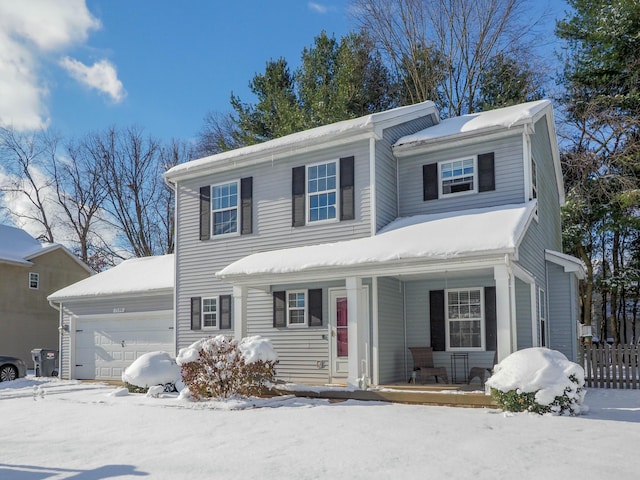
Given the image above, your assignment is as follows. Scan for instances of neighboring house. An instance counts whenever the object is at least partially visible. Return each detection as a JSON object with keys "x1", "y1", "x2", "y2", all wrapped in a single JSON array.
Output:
[
  {"x1": 48, "y1": 255, "x2": 174, "y2": 381},
  {"x1": 164, "y1": 100, "x2": 585, "y2": 389},
  {"x1": 0, "y1": 224, "x2": 92, "y2": 366}
]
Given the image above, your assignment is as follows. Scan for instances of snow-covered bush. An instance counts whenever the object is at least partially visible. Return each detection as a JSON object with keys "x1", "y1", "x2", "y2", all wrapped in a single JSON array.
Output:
[
  {"x1": 485, "y1": 347, "x2": 586, "y2": 416},
  {"x1": 122, "y1": 351, "x2": 182, "y2": 393},
  {"x1": 177, "y1": 335, "x2": 278, "y2": 400}
]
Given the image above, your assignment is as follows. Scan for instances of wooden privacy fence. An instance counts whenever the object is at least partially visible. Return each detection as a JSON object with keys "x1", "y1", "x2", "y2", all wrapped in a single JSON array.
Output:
[{"x1": 580, "y1": 344, "x2": 640, "y2": 389}]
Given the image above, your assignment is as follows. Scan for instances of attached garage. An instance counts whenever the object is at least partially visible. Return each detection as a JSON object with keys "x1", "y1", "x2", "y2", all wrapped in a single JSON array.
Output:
[{"x1": 48, "y1": 255, "x2": 175, "y2": 381}]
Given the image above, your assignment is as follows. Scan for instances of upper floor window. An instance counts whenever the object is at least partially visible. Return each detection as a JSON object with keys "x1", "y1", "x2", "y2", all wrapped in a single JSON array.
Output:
[
  {"x1": 530, "y1": 157, "x2": 538, "y2": 200},
  {"x1": 446, "y1": 288, "x2": 484, "y2": 350},
  {"x1": 292, "y1": 157, "x2": 354, "y2": 227},
  {"x1": 307, "y1": 161, "x2": 337, "y2": 222},
  {"x1": 212, "y1": 181, "x2": 239, "y2": 236},
  {"x1": 440, "y1": 158, "x2": 477, "y2": 196},
  {"x1": 29, "y1": 272, "x2": 39, "y2": 289},
  {"x1": 423, "y1": 152, "x2": 494, "y2": 202}
]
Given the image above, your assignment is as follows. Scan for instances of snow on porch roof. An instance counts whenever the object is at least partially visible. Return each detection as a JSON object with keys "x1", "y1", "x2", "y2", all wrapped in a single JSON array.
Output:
[
  {"x1": 48, "y1": 254, "x2": 174, "y2": 301},
  {"x1": 217, "y1": 202, "x2": 536, "y2": 280}
]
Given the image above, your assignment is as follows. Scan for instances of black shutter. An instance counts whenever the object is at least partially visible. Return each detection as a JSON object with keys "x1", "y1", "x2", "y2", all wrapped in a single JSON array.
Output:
[
  {"x1": 430, "y1": 290, "x2": 445, "y2": 351},
  {"x1": 484, "y1": 286, "x2": 497, "y2": 351},
  {"x1": 308, "y1": 289, "x2": 323, "y2": 327},
  {"x1": 240, "y1": 177, "x2": 253, "y2": 235},
  {"x1": 190, "y1": 297, "x2": 202, "y2": 330},
  {"x1": 199, "y1": 187, "x2": 210, "y2": 240},
  {"x1": 478, "y1": 152, "x2": 495, "y2": 192},
  {"x1": 219, "y1": 295, "x2": 232, "y2": 330},
  {"x1": 292, "y1": 166, "x2": 305, "y2": 227},
  {"x1": 273, "y1": 291, "x2": 286, "y2": 327},
  {"x1": 340, "y1": 156, "x2": 355, "y2": 221},
  {"x1": 423, "y1": 164, "x2": 438, "y2": 201}
]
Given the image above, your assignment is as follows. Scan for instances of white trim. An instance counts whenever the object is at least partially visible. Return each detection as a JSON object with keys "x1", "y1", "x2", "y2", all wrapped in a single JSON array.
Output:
[
  {"x1": 538, "y1": 287, "x2": 547, "y2": 347},
  {"x1": 73, "y1": 310, "x2": 174, "y2": 321},
  {"x1": 545, "y1": 249, "x2": 586, "y2": 279},
  {"x1": 305, "y1": 160, "x2": 339, "y2": 225},
  {"x1": 444, "y1": 287, "x2": 485, "y2": 351},
  {"x1": 369, "y1": 137, "x2": 377, "y2": 236},
  {"x1": 371, "y1": 277, "x2": 379, "y2": 386}
]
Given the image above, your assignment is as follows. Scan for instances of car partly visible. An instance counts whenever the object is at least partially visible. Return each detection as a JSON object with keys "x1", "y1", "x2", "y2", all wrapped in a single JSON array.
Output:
[{"x1": 0, "y1": 355, "x2": 27, "y2": 382}]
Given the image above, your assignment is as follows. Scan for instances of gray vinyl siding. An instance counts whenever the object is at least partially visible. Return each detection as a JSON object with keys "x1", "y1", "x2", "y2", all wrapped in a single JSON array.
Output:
[
  {"x1": 547, "y1": 262, "x2": 578, "y2": 361},
  {"x1": 377, "y1": 277, "x2": 405, "y2": 384},
  {"x1": 175, "y1": 141, "x2": 372, "y2": 354},
  {"x1": 402, "y1": 275, "x2": 497, "y2": 382},
  {"x1": 398, "y1": 134, "x2": 525, "y2": 217},
  {"x1": 376, "y1": 116, "x2": 437, "y2": 231},
  {"x1": 58, "y1": 293, "x2": 173, "y2": 380},
  {"x1": 515, "y1": 277, "x2": 533, "y2": 349}
]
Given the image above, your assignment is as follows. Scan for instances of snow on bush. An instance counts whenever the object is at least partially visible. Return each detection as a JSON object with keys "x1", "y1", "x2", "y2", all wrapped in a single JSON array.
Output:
[
  {"x1": 176, "y1": 335, "x2": 278, "y2": 400},
  {"x1": 122, "y1": 351, "x2": 182, "y2": 393},
  {"x1": 485, "y1": 347, "x2": 586, "y2": 415}
]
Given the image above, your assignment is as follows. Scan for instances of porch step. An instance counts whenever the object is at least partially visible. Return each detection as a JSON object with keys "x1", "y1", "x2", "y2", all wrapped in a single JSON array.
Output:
[{"x1": 275, "y1": 386, "x2": 498, "y2": 408}]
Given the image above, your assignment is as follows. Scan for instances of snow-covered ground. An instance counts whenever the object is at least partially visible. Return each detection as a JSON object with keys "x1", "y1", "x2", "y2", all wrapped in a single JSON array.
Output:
[{"x1": 1, "y1": 377, "x2": 638, "y2": 479}]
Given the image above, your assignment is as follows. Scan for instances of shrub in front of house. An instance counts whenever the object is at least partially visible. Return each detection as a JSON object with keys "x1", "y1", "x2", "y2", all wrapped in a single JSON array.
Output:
[
  {"x1": 485, "y1": 347, "x2": 586, "y2": 416},
  {"x1": 122, "y1": 351, "x2": 182, "y2": 394},
  {"x1": 177, "y1": 335, "x2": 278, "y2": 400}
]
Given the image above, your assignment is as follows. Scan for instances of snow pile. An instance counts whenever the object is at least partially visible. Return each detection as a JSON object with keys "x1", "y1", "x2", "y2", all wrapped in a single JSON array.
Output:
[
  {"x1": 121, "y1": 351, "x2": 182, "y2": 389},
  {"x1": 238, "y1": 336, "x2": 278, "y2": 363},
  {"x1": 486, "y1": 347, "x2": 586, "y2": 415},
  {"x1": 177, "y1": 335, "x2": 278, "y2": 366}
]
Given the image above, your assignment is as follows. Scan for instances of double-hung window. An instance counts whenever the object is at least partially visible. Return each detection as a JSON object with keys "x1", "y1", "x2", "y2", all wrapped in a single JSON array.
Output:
[
  {"x1": 446, "y1": 288, "x2": 484, "y2": 350},
  {"x1": 538, "y1": 288, "x2": 547, "y2": 347},
  {"x1": 439, "y1": 157, "x2": 477, "y2": 196},
  {"x1": 212, "y1": 181, "x2": 239, "y2": 236},
  {"x1": 202, "y1": 297, "x2": 218, "y2": 329},
  {"x1": 530, "y1": 158, "x2": 538, "y2": 200},
  {"x1": 307, "y1": 161, "x2": 337, "y2": 222},
  {"x1": 287, "y1": 290, "x2": 307, "y2": 326},
  {"x1": 29, "y1": 272, "x2": 39, "y2": 289}
]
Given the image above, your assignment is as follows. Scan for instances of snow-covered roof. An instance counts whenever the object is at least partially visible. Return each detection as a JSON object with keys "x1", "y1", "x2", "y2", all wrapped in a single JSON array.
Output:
[
  {"x1": 48, "y1": 254, "x2": 174, "y2": 301},
  {"x1": 217, "y1": 202, "x2": 536, "y2": 281},
  {"x1": 164, "y1": 101, "x2": 438, "y2": 181},
  {"x1": 0, "y1": 224, "x2": 43, "y2": 265},
  {"x1": 393, "y1": 100, "x2": 551, "y2": 148}
]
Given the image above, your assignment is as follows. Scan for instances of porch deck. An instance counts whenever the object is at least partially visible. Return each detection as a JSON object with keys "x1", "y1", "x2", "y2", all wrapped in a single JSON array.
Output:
[{"x1": 274, "y1": 382, "x2": 498, "y2": 408}]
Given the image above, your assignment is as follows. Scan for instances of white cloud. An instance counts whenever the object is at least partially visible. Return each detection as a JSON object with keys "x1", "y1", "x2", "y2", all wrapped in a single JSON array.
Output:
[
  {"x1": 0, "y1": 0, "x2": 120, "y2": 131},
  {"x1": 308, "y1": 2, "x2": 328, "y2": 14},
  {"x1": 60, "y1": 57, "x2": 126, "y2": 103}
]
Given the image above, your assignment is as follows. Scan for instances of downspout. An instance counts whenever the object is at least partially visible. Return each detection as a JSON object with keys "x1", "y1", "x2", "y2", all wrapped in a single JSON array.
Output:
[{"x1": 403, "y1": 280, "x2": 407, "y2": 381}]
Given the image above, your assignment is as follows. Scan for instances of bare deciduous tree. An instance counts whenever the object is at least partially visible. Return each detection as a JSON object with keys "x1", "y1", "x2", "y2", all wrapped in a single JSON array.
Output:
[{"x1": 352, "y1": 0, "x2": 542, "y2": 116}]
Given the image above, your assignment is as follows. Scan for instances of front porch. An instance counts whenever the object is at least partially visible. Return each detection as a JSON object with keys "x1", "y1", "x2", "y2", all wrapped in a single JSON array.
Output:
[{"x1": 274, "y1": 382, "x2": 498, "y2": 408}]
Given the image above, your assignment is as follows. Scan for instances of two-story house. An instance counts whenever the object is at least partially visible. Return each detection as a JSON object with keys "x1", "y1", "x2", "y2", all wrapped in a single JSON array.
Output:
[
  {"x1": 0, "y1": 224, "x2": 92, "y2": 365},
  {"x1": 163, "y1": 100, "x2": 584, "y2": 389}
]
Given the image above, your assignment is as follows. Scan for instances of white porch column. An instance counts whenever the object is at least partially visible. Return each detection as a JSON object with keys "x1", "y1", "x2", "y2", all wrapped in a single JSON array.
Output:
[
  {"x1": 233, "y1": 286, "x2": 247, "y2": 340},
  {"x1": 346, "y1": 276, "x2": 364, "y2": 389},
  {"x1": 493, "y1": 264, "x2": 513, "y2": 362}
]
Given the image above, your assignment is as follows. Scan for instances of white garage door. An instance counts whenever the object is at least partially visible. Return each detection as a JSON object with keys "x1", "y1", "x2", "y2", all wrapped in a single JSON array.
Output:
[{"x1": 74, "y1": 311, "x2": 174, "y2": 380}]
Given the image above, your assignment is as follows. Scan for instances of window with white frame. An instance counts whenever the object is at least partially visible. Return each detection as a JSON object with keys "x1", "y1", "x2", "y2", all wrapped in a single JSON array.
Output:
[
  {"x1": 307, "y1": 161, "x2": 337, "y2": 222},
  {"x1": 440, "y1": 157, "x2": 477, "y2": 196},
  {"x1": 212, "y1": 181, "x2": 239, "y2": 236},
  {"x1": 446, "y1": 288, "x2": 484, "y2": 350},
  {"x1": 531, "y1": 158, "x2": 538, "y2": 200},
  {"x1": 538, "y1": 288, "x2": 547, "y2": 347},
  {"x1": 29, "y1": 272, "x2": 39, "y2": 289},
  {"x1": 287, "y1": 290, "x2": 307, "y2": 326},
  {"x1": 202, "y1": 297, "x2": 218, "y2": 329}
]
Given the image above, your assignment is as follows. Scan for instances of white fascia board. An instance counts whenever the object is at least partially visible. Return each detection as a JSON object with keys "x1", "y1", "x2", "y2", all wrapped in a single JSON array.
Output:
[
  {"x1": 545, "y1": 249, "x2": 586, "y2": 279},
  {"x1": 218, "y1": 254, "x2": 510, "y2": 288},
  {"x1": 48, "y1": 288, "x2": 174, "y2": 303},
  {"x1": 0, "y1": 257, "x2": 33, "y2": 267},
  {"x1": 392, "y1": 127, "x2": 524, "y2": 158},
  {"x1": 511, "y1": 200, "x2": 538, "y2": 261},
  {"x1": 72, "y1": 309, "x2": 174, "y2": 321}
]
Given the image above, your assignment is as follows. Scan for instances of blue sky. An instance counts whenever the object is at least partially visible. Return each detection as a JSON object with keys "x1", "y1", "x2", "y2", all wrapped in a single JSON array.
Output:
[
  {"x1": 0, "y1": 0, "x2": 353, "y2": 143},
  {"x1": 0, "y1": 0, "x2": 565, "y2": 145}
]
